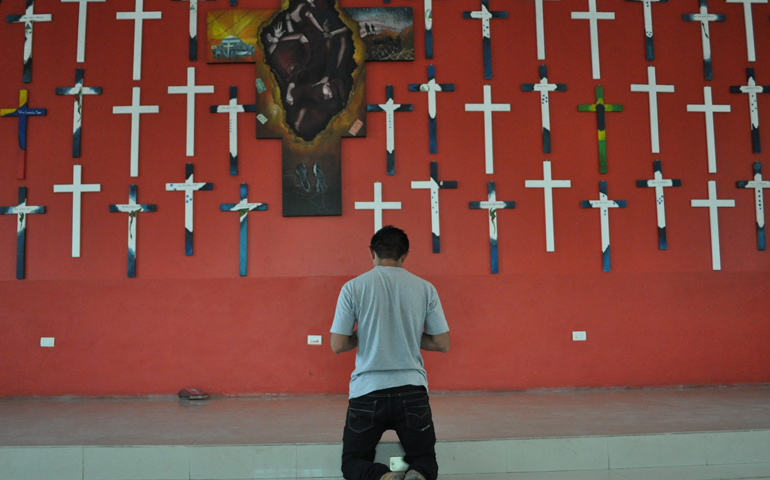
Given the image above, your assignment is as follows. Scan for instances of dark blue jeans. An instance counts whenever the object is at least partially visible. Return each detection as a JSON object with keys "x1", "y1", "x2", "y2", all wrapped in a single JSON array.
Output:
[{"x1": 341, "y1": 385, "x2": 438, "y2": 480}]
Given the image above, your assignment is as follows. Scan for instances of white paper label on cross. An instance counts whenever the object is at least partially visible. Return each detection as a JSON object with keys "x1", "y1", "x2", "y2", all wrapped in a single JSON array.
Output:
[
  {"x1": 355, "y1": 182, "x2": 402, "y2": 233},
  {"x1": 570, "y1": 0, "x2": 615, "y2": 79},
  {"x1": 525, "y1": 160, "x2": 571, "y2": 252},
  {"x1": 465, "y1": 85, "x2": 510, "y2": 174},
  {"x1": 691, "y1": 180, "x2": 735, "y2": 270},
  {"x1": 113, "y1": 87, "x2": 159, "y2": 177},
  {"x1": 168, "y1": 67, "x2": 215, "y2": 157},
  {"x1": 631, "y1": 65, "x2": 675, "y2": 154},
  {"x1": 61, "y1": 0, "x2": 106, "y2": 63},
  {"x1": 686, "y1": 86, "x2": 730, "y2": 173},
  {"x1": 116, "y1": 0, "x2": 162, "y2": 81},
  {"x1": 53, "y1": 165, "x2": 101, "y2": 258}
]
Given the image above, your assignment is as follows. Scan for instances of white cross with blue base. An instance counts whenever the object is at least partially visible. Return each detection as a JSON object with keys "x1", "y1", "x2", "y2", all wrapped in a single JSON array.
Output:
[
  {"x1": 624, "y1": 0, "x2": 668, "y2": 61},
  {"x1": 166, "y1": 163, "x2": 213, "y2": 256},
  {"x1": 366, "y1": 85, "x2": 413, "y2": 175},
  {"x1": 409, "y1": 65, "x2": 455, "y2": 154},
  {"x1": 220, "y1": 183, "x2": 267, "y2": 277},
  {"x1": 682, "y1": 0, "x2": 725, "y2": 81},
  {"x1": 730, "y1": 68, "x2": 770, "y2": 154},
  {"x1": 463, "y1": 0, "x2": 508, "y2": 80},
  {"x1": 736, "y1": 161, "x2": 770, "y2": 250},
  {"x1": 411, "y1": 161, "x2": 457, "y2": 253},
  {"x1": 469, "y1": 181, "x2": 515, "y2": 273},
  {"x1": 522, "y1": 65, "x2": 566, "y2": 153},
  {"x1": 0, "y1": 186, "x2": 45, "y2": 279},
  {"x1": 55, "y1": 68, "x2": 103, "y2": 159},
  {"x1": 171, "y1": 0, "x2": 215, "y2": 61},
  {"x1": 636, "y1": 160, "x2": 681, "y2": 250},
  {"x1": 6, "y1": 0, "x2": 52, "y2": 83},
  {"x1": 581, "y1": 181, "x2": 626, "y2": 272},
  {"x1": 109, "y1": 184, "x2": 156, "y2": 278},
  {"x1": 210, "y1": 86, "x2": 256, "y2": 176}
]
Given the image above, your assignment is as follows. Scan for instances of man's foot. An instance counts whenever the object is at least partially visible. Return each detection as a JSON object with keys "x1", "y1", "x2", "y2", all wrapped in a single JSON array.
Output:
[
  {"x1": 404, "y1": 471, "x2": 426, "y2": 480},
  {"x1": 380, "y1": 473, "x2": 405, "y2": 480}
]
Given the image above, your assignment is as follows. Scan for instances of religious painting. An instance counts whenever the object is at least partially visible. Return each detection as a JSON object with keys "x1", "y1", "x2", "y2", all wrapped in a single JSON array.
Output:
[
  {"x1": 344, "y1": 7, "x2": 414, "y2": 61},
  {"x1": 207, "y1": 10, "x2": 261, "y2": 63},
  {"x1": 255, "y1": 0, "x2": 368, "y2": 217}
]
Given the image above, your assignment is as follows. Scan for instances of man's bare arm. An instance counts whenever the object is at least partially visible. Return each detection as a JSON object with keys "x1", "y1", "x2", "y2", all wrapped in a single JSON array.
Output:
[
  {"x1": 330, "y1": 332, "x2": 358, "y2": 354},
  {"x1": 421, "y1": 332, "x2": 450, "y2": 353}
]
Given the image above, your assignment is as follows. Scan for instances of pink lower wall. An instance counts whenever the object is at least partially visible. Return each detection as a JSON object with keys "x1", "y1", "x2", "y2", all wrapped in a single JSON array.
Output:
[{"x1": 1, "y1": 0, "x2": 769, "y2": 396}]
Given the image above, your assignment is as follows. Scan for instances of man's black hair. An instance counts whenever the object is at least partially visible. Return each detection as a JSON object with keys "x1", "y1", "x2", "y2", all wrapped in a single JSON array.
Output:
[{"x1": 370, "y1": 225, "x2": 409, "y2": 260}]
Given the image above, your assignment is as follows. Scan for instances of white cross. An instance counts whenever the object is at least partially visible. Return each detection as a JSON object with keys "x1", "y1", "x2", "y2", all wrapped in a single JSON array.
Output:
[
  {"x1": 570, "y1": 0, "x2": 615, "y2": 79},
  {"x1": 464, "y1": 85, "x2": 510, "y2": 174},
  {"x1": 691, "y1": 181, "x2": 735, "y2": 270},
  {"x1": 468, "y1": 3, "x2": 493, "y2": 38},
  {"x1": 113, "y1": 87, "x2": 159, "y2": 177},
  {"x1": 7, "y1": 0, "x2": 52, "y2": 83},
  {"x1": 165, "y1": 165, "x2": 213, "y2": 256},
  {"x1": 631, "y1": 66, "x2": 675, "y2": 154},
  {"x1": 520, "y1": 0, "x2": 560, "y2": 60},
  {"x1": 420, "y1": 79, "x2": 446, "y2": 120},
  {"x1": 726, "y1": 0, "x2": 767, "y2": 62},
  {"x1": 636, "y1": 161, "x2": 681, "y2": 250},
  {"x1": 683, "y1": 0, "x2": 725, "y2": 80},
  {"x1": 168, "y1": 67, "x2": 215, "y2": 157},
  {"x1": 173, "y1": 0, "x2": 215, "y2": 60},
  {"x1": 525, "y1": 160, "x2": 571, "y2": 252},
  {"x1": 116, "y1": 0, "x2": 162, "y2": 81},
  {"x1": 686, "y1": 86, "x2": 730, "y2": 173},
  {"x1": 625, "y1": 0, "x2": 667, "y2": 60},
  {"x1": 61, "y1": 0, "x2": 106, "y2": 63},
  {"x1": 211, "y1": 87, "x2": 254, "y2": 174},
  {"x1": 53, "y1": 165, "x2": 101, "y2": 258},
  {"x1": 355, "y1": 182, "x2": 402, "y2": 233},
  {"x1": 582, "y1": 182, "x2": 626, "y2": 272},
  {"x1": 375, "y1": 99, "x2": 406, "y2": 162},
  {"x1": 733, "y1": 73, "x2": 767, "y2": 135}
]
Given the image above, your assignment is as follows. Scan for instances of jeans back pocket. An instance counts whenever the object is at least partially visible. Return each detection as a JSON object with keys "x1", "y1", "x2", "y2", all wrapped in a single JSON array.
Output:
[
  {"x1": 404, "y1": 396, "x2": 432, "y2": 432},
  {"x1": 347, "y1": 399, "x2": 376, "y2": 433}
]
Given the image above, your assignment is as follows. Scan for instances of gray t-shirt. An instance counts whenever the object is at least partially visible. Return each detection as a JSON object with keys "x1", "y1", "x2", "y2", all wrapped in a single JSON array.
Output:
[{"x1": 331, "y1": 266, "x2": 449, "y2": 399}]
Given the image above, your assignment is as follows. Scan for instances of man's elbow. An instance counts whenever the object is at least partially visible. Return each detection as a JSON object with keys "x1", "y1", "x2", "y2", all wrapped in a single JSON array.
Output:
[{"x1": 435, "y1": 333, "x2": 450, "y2": 353}]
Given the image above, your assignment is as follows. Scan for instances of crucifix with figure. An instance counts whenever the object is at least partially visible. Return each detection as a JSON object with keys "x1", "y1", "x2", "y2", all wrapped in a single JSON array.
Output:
[
  {"x1": 367, "y1": 85, "x2": 413, "y2": 175},
  {"x1": 109, "y1": 184, "x2": 156, "y2": 278},
  {"x1": 0, "y1": 186, "x2": 45, "y2": 280},
  {"x1": 1, "y1": 89, "x2": 46, "y2": 180},
  {"x1": 465, "y1": 85, "x2": 510, "y2": 174},
  {"x1": 578, "y1": 85, "x2": 622, "y2": 174},
  {"x1": 581, "y1": 181, "x2": 626, "y2": 272},
  {"x1": 730, "y1": 68, "x2": 770, "y2": 154},
  {"x1": 463, "y1": 0, "x2": 508, "y2": 80},
  {"x1": 737, "y1": 161, "x2": 770, "y2": 250},
  {"x1": 220, "y1": 183, "x2": 267, "y2": 277},
  {"x1": 522, "y1": 65, "x2": 566, "y2": 154},
  {"x1": 636, "y1": 160, "x2": 681, "y2": 250},
  {"x1": 55, "y1": 68, "x2": 103, "y2": 159},
  {"x1": 682, "y1": 0, "x2": 725, "y2": 81},
  {"x1": 469, "y1": 181, "x2": 515, "y2": 273},
  {"x1": 6, "y1": 0, "x2": 52, "y2": 83},
  {"x1": 631, "y1": 65, "x2": 675, "y2": 154}
]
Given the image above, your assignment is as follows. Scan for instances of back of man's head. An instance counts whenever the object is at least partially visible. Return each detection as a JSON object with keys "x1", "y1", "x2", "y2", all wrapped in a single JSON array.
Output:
[{"x1": 370, "y1": 226, "x2": 409, "y2": 260}]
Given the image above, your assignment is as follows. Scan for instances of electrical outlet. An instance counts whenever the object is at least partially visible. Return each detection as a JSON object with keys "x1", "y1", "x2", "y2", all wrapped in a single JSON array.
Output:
[
  {"x1": 572, "y1": 331, "x2": 587, "y2": 341},
  {"x1": 389, "y1": 456, "x2": 408, "y2": 471},
  {"x1": 307, "y1": 335, "x2": 322, "y2": 345},
  {"x1": 40, "y1": 337, "x2": 55, "y2": 347}
]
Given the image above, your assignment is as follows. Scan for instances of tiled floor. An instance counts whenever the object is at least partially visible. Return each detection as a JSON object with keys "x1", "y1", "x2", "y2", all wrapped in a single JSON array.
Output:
[{"x1": 1, "y1": 385, "x2": 769, "y2": 446}]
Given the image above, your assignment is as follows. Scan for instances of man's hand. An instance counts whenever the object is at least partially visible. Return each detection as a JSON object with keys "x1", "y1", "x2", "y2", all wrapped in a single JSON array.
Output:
[
  {"x1": 330, "y1": 331, "x2": 358, "y2": 354},
  {"x1": 421, "y1": 332, "x2": 450, "y2": 353}
]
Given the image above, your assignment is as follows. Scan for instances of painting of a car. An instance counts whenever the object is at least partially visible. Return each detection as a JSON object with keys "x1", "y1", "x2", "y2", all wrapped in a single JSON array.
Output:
[{"x1": 211, "y1": 36, "x2": 256, "y2": 60}]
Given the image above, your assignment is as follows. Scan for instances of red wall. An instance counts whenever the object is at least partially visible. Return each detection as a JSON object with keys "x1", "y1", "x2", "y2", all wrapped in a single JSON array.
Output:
[{"x1": 1, "y1": 0, "x2": 769, "y2": 396}]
